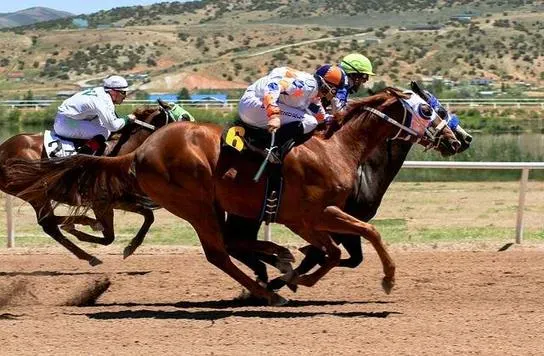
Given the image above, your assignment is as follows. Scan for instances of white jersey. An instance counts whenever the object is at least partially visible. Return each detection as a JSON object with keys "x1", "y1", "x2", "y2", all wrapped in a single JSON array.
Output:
[
  {"x1": 57, "y1": 87, "x2": 126, "y2": 132},
  {"x1": 246, "y1": 67, "x2": 326, "y2": 121}
]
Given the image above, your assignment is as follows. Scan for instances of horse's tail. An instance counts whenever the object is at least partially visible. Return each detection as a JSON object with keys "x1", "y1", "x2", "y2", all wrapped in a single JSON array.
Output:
[{"x1": 6, "y1": 152, "x2": 138, "y2": 208}]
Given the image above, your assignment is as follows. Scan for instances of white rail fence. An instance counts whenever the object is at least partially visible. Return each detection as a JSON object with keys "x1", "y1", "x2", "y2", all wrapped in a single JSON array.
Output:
[
  {"x1": 3, "y1": 161, "x2": 544, "y2": 247},
  {"x1": 1, "y1": 98, "x2": 543, "y2": 110}
]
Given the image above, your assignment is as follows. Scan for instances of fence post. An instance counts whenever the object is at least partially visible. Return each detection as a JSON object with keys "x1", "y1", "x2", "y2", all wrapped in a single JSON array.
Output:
[
  {"x1": 6, "y1": 194, "x2": 15, "y2": 248},
  {"x1": 515, "y1": 168, "x2": 529, "y2": 244}
]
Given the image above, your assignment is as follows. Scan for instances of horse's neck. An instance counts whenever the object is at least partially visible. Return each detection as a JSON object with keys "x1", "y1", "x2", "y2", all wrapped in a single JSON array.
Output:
[
  {"x1": 333, "y1": 112, "x2": 394, "y2": 169},
  {"x1": 109, "y1": 128, "x2": 153, "y2": 156},
  {"x1": 357, "y1": 140, "x2": 413, "y2": 203}
]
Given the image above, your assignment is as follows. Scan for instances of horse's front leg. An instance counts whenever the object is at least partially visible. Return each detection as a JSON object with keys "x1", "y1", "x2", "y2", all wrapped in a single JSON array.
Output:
[
  {"x1": 122, "y1": 205, "x2": 155, "y2": 259},
  {"x1": 314, "y1": 205, "x2": 395, "y2": 294},
  {"x1": 55, "y1": 215, "x2": 103, "y2": 231}
]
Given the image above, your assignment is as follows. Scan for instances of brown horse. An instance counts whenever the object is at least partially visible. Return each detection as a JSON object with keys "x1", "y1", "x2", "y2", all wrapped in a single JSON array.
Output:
[
  {"x1": 0, "y1": 105, "x2": 173, "y2": 265},
  {"x1": 6, "y1": 88, "x2": 460, "y2": 305}
]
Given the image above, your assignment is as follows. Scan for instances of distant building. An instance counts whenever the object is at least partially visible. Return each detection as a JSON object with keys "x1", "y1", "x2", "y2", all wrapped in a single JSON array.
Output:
[
  {"x1": 405, "y1": 24, "x2": 443, "y2": 31},
  {"x1": 190, "y1": 93, "x2": 228, "y2": 106},
  {"x1": 7, "y1": 72, "x2": 25, "y2": 81},
  {"x1": 471, "y1": 78, "x2": 493, "y2": 86},
  {"x1": 72, "y1": 18, "x2": 89, "y2": 28},
  {"x1": 359, "y1": 37, "x2": 381, "y2": 44},
  {"x1": 478, "y1": 91, "x2": 495, "y2": 97},
  {"x1": 148, "y1": 93, "x2": 179, "y2": 102},
  {"x1": 450, "y1": 16, "x2": 472, "y2": 23}
]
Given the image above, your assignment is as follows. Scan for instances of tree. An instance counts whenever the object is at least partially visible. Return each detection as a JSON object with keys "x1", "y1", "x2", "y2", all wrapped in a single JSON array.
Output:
[
  {"x1": 23, "y1": 90, "x2": 33, "y2": 100},
  {"x1": 178, "y1": 87, "x2": 190, "y2": 100}
]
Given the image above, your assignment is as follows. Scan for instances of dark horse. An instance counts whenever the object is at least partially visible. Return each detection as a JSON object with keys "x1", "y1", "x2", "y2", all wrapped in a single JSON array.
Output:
[
  {"x1": 6, "y1": 88, "x2": 460, "y2": 305},
  {"x1": 224, "y1": 94, "x2": 473, "y2": 290},
  {"x1": 0, "y1": 104, "x2": 174, "y2": 265}
]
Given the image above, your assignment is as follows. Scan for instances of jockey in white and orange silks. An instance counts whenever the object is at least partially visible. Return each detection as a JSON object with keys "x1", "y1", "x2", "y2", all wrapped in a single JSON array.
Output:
[{"x1": 239, "y1": 65, "x2": 346, "y2": 136}]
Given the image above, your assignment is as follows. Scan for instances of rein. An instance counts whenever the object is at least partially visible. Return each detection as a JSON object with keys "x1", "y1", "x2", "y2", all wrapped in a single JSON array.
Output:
[{"x1": 361, "y1": 105, "x2": 423, "y2": 143}]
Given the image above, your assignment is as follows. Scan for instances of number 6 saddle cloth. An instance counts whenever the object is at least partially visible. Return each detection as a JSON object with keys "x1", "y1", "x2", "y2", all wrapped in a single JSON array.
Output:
[{"x1": 220, "y1": 120, "x2": 297, "y2": 224}]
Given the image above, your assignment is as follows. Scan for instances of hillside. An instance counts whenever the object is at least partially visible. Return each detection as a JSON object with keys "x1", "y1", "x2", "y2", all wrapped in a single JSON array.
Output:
[
  {"x1": 0, "y1": 0, "x2": 542, "y2": 98},
  {"x1": 0, "y1": 7, "x2": 73, "y2": 28}
]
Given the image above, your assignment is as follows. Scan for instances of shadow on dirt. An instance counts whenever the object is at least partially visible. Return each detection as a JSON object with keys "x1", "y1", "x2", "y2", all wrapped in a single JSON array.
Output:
[
  {"x1": 84, "y1": 308, "x2": 400, "y2": 320},
  {"x1": 0, "y1": 271, "x2": 151, "y2": 277},
  {"x1": 98, "y1": 299, "x2": 394, "y2": 309}
]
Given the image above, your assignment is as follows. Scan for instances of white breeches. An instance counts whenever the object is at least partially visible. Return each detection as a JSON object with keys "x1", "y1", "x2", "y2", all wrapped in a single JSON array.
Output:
[
  {"x1": 53, "y1": 114, "x2": 110, "y2": 140},
  {"x1": 238, "y1": 91, "x2": 318, "y2": 134}
]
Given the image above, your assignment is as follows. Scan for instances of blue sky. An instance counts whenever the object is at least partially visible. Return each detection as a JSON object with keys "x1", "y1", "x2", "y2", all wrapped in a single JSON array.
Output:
[{"x1": 0, "y1": 1, "x2": 187, "y2": 15}]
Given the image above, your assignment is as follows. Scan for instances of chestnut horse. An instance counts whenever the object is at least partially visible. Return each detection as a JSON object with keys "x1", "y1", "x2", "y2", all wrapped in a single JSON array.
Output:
[
  {"x1": 225, "y1": 96, "x2": 473, "y2": 290},
  {"x1": 0, "y1": 105, "x2": 173, "y2": 265},
  {"x1": 6, "y1": 88, "x2": 460, "y2": 305}
]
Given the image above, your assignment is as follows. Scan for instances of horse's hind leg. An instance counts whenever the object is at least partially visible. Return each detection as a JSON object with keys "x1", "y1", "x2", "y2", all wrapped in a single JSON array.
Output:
[
  {"x1": 33, "y1": 201, "x2": 102, "y2": 266},
  {"x1": 60, "y1": 207, "x2": 115, "y2": 246}
]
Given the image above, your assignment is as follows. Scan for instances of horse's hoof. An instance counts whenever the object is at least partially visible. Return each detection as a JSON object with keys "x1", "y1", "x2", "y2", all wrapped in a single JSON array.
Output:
[
  {"x1": 269, "y1": 293, "x2": 289, "y2": 306},
  {"x1": 267, "y1": 278, "x2": 286, "y2": 291},
  {"x1": 88, "y1": 257, "x2": 103, "y2": 267},
  {"x1": 91, "y1": 222, "x2": 104, "y2": 232},
  {"x1": 60, "y1": 224, "x2": 75, "y2": 232},
  {"x1": 286, "y1": 282, "x2": 298, "y2": 293},
  {"x1": 123, "y1": 246, "x2": 135, "y2": 259},
  {"x1": 382, "y1": 277, "x2": 395, "y2": 295}
]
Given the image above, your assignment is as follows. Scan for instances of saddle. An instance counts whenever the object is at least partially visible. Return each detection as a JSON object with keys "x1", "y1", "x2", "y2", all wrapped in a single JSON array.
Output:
[
  {"x1": 43, "y1": 131, "x2": 110, "y2": 158},
  {"x1": 221, "y1": 120, "x2": 303, "y2": 224}
]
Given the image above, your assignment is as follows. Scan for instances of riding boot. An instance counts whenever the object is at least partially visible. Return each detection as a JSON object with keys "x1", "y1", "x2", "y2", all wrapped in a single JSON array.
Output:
[{"x1": 78, "y1": 135, "x2": 106, "y2": 156}]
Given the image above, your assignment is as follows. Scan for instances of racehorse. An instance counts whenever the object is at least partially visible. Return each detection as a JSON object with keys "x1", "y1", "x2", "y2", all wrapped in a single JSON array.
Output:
[
  {"x1": 0, "y1": 104, "x2": 174, "y2": 265},
  {"x1": 6, "y1": 87, "x2": 461, "y2": 305},
  {"x1": 224, "y1": 95, "x2": 473, "y2": 290}
]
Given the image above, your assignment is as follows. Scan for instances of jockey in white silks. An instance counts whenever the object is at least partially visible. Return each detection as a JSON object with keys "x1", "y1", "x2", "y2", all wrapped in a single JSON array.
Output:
[
  {"x1": 238, "y1": 65, "x2": 346, "y2": 140},
  {"x1": 53, "y1": 75, "x2": 136, "y2": 155}
]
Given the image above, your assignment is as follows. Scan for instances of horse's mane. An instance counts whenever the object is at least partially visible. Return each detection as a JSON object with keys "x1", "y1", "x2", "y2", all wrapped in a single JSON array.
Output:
[
  {"x1": 341, "y1": 87, "x2": 409, "y2": 125},
  {"x1": 321, "y1": 87, "x2": 409, "y2": 138},
  {"x1": 133, "y1": 106, "x2": 159, "y2": 121}
]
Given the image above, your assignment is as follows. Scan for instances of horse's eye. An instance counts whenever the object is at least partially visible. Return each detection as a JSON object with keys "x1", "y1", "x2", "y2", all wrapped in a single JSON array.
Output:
[{"x1": 419, "y1": 104, "x2": 433, "y2": 119}]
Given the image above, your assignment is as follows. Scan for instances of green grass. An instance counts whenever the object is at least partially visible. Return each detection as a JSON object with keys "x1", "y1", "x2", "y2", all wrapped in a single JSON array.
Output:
[{"x1": 7, "y1": 218, "x2": 543, "y2": 248}]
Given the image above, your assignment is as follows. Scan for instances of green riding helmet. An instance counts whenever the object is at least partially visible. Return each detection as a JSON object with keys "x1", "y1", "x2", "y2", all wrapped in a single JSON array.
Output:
[{"x1": 340, "y1": 53, "x2": 375, "y2": 76}]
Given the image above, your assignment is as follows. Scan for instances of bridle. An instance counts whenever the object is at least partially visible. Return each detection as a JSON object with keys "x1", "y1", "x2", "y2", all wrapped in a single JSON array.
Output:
[{"x1": 360, "y1": 92, "x2": 449, "y2": 150}]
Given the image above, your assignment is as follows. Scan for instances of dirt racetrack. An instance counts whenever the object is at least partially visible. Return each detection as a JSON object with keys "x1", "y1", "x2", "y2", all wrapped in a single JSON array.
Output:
[{"x1": 1, "y1": 245, "x2": 544, "y2": 355}]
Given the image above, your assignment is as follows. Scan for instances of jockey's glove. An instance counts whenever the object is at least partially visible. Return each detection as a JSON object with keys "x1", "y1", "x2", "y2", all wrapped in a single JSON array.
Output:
[
  {"x1": 125, "y1": 114, "x2": 136, "y2": 125},
  {"x1": 267, "y1": 115, "x2": 281, "y2": 133}
]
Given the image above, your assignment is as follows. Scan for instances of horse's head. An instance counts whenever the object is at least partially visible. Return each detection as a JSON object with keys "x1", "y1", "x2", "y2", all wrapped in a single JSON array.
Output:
[
  {"x1": 341, "y1": 87, "x2": 461, "y2": 156},
  {"x1": 132, "y1": 104, "x2": 175, "y2": 131},
  {"x1": 409, "y1": 81, "x2": 472, "y2": 155}
]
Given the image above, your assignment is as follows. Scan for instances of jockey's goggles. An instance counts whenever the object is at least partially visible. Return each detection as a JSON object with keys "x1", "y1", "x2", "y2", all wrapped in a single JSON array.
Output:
[
  {"x1": 113, "y1": 89, "x2": 127, "y2": 96},
  {"x1": 320, "y1": 78, "x2": 338, "y2": 95},
  {"x1": 349, "y1": 73, "x2": 369, "y2": 83}
]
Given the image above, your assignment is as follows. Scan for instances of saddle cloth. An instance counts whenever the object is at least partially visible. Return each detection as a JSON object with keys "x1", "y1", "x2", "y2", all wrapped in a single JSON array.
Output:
[{"x1": 43, "y1": 130, "x2": 78, "y2": 158}]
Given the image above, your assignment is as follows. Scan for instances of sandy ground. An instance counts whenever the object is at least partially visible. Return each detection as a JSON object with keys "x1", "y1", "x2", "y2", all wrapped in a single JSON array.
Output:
[{"x1": 1, "y1": 245, "x2": 544, "y2": 355}]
